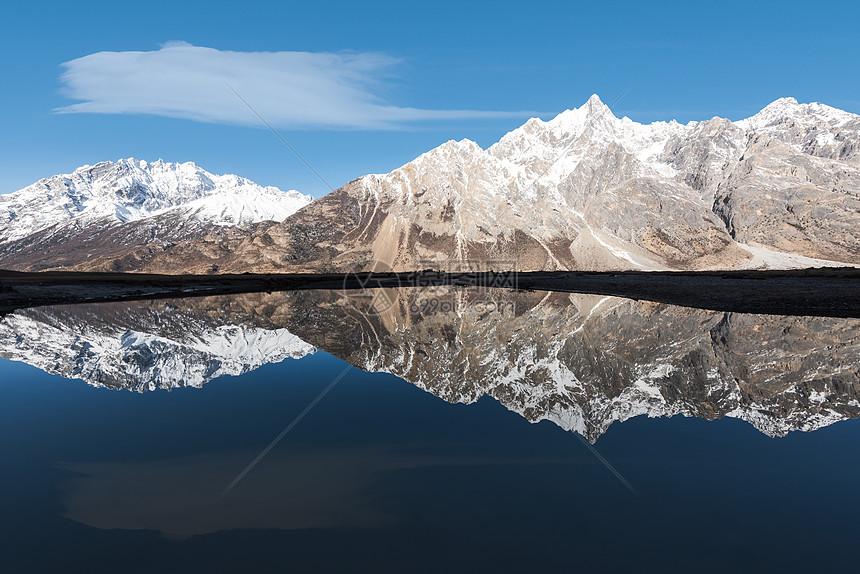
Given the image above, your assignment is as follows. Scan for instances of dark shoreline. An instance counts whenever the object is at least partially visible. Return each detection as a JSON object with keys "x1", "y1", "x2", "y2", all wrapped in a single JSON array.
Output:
[{"x1": 1, "y1": 268, "x2": 859, "y2": 318}]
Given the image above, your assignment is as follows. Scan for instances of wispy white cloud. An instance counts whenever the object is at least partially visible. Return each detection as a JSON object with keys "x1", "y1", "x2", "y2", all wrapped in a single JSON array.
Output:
[{"x1": 57, "y1": 42, "x2": 529, "y2": 129}]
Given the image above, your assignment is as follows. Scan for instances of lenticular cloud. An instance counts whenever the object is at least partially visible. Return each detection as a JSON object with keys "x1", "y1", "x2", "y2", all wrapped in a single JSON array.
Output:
[{"x1": 56, "y1": 42, "x2": 526, "y2": 129}]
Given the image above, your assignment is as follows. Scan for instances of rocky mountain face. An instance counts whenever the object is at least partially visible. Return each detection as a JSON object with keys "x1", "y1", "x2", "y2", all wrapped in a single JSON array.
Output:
[
  {"x1": 0, "y1": 159, "x2": 312, "y2": 271},
  {"x1": 13, "y1": 96, "x2": 855, "y2": 274},
  {"x1": 2, "y1": 289, "x2": 857, "y2": 440}
]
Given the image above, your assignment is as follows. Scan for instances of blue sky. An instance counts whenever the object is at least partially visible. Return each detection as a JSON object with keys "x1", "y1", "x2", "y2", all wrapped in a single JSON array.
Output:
[{"x1": 1, "y1": 0, "x2": 858, "y2": 198}]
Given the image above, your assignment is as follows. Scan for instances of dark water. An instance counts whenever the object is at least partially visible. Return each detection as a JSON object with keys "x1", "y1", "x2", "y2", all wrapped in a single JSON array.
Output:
[{"x1": 1, "y1": 288, "x2": 858, "y2": 572}]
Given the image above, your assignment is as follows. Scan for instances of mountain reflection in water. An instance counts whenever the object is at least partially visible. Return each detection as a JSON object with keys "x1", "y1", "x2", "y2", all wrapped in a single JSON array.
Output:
[{"x1": 1, "y1": 287, "x2": 857, "y2": 442}]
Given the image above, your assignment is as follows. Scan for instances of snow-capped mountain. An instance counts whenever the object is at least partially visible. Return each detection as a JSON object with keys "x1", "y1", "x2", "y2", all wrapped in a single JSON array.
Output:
[
  {"x1": 1, "y1": 158, "x2": 311, "y2": 241},
  {"x1": 0, "y1": 159, "x2": 312, "y2": 271},
  {"x1": 69, "y1": 95, "x2": 857, "y2": 275},
  {"x1": 1, "y1": 97, "x2": 858, "y2": 273}
]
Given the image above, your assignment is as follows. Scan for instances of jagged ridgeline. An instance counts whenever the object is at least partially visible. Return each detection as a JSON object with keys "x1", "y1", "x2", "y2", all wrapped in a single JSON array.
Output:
[
  {"x1": 2, "y1": 288, "x2": 857, "y2": 441},
  {"x1": 1, "y1": 97, "x2": 858, "y2": 272}
]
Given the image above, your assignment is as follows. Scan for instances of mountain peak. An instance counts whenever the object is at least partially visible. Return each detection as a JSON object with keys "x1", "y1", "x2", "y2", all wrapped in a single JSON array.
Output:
[
  {"x1": 408, "y1": 138, "x2": 485, "y2": 168},
  {"x1": 568, "y1": 94, "x2": 611, "y2": 118},
  {"x1": 768, "y1": 96, "x2": 799, "y2": 108},
  {"x1": 116, "y1": 157, "x2": 201, "y2": 173},
  {"x1": 541, "y1": 95, "x2": 617, "y2": 140},
  {"x1": 757, "y1": 97, "x2": 801, "y2": 117},
  {"x1": 130, "y1": 158, "x2": 165, "y2": 169},
  {"x1": 585, "y1": 93, "x2": 606, "y2": 108},
  {"x1": 738, "y1": 97, "x2": 858, "y2": 130}
]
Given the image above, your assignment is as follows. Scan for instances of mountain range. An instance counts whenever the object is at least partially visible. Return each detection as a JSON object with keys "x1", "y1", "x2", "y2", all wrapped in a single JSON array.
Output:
[{"x1": 1, "y1": 96, "x2": 858, "y2": 272}]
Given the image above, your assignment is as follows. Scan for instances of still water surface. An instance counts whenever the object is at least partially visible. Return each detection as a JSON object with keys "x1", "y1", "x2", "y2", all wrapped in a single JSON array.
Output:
[{"x1": 1, "y1": 288, "x2": 858, "y2": 572}]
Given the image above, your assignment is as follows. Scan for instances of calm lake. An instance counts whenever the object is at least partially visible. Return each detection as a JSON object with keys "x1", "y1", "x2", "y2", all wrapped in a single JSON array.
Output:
[{"x1": 1, "y1": 287, "x2": 858, "y2": 573}]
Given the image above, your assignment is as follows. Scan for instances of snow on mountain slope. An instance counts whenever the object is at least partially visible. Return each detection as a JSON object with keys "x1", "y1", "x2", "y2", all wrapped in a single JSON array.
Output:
[
  {"x1": 736, "y1": 97, "x2": 859, "y2": 133},
  {"x1": 735, "y1": 97, "x2": 860, "y2": 162},
  {"x1": 487, "y1": 94, "x2": 689, "y2": 184},
  {"x1": 0, "y1": 158, "x2": 312, "y2": 244}
]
